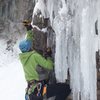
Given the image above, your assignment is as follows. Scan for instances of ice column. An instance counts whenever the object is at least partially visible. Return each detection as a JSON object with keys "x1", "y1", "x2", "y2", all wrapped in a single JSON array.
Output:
[{"x1": 32, "y1": 0, "x2": 100, "y2": 100}]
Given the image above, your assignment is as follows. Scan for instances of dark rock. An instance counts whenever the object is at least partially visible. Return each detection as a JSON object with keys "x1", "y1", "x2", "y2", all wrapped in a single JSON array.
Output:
[{"x1": 32, "y1": 28, "x2": 47, "y2": 55}]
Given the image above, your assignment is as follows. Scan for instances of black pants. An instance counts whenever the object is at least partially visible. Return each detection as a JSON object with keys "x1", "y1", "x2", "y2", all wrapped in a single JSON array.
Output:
[{"x1": 29, "y1": 83, "x2": 71, "y2": 100}]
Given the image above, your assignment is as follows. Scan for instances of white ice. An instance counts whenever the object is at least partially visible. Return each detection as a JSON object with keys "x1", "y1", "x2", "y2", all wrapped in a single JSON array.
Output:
[{"x1": 32, "y1": 0, "x2": 100, "y2": 100}]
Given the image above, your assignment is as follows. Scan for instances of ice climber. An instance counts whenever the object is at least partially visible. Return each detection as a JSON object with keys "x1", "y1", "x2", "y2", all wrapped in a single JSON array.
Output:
[{"x1": 19, "y1": 20, "x2": 71, "y2": 100}]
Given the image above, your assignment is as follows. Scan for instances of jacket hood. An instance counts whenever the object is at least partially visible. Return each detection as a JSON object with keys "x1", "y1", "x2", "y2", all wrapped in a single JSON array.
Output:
[{"x1": 19, "y1": 51, "x2": 34, "y2": 66}]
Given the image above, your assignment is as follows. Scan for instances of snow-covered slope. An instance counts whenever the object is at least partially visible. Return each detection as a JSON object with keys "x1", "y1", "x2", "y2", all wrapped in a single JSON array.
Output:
[
  {"x1": 0, "y1": 60, "x2": 26, "y2": 100},
  {"x1": 0, "y1": 39, "x2": 26, "y2": 100}
]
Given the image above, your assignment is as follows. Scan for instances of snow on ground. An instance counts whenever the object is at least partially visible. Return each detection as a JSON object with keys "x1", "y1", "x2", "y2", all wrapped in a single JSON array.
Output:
[{"x1": 0, "y1": 39, "x2": 26, "y2": 100}]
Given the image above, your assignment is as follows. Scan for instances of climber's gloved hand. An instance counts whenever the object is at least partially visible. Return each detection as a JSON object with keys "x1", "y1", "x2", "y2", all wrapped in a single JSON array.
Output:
[{"x1": 44, "y1": 47, "x2": 52, "y2": 58}]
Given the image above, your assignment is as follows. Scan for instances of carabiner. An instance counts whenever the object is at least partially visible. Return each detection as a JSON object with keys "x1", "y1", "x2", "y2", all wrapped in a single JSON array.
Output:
[{"x1": 37, "y1": 83, "x2": 42, "y2": 96}]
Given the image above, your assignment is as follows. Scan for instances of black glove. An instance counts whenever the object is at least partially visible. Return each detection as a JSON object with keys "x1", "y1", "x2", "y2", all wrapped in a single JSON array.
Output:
[{"x1": 44, "y1": 47, "x2": 52, "y2": 58}]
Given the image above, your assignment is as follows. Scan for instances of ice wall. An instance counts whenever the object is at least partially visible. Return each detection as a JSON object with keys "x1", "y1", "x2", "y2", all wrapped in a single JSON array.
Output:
[
  {"x1": 0, "y1": 0, "x2": 34, "y2": 45},
  {"x1": 0, "y1": 0, "x2": 35, "y2": 57},
  {"x1": 32, "y1": 0, "x2": 100, "y2": 100}
]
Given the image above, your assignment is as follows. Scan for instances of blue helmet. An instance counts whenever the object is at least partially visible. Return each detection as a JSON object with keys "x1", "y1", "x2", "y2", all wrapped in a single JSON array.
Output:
[{"x1": 19, "y1": 40, "x2": 32, "y2": 52}]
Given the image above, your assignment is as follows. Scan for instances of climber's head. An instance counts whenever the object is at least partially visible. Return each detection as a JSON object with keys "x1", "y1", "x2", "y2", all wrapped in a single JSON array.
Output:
[
  {"x1": 22, "y1": 20, "x2": 32, "y2": 30},
  {"x1": 19, "y1": 40, "x2": 32, "y2": 52}
]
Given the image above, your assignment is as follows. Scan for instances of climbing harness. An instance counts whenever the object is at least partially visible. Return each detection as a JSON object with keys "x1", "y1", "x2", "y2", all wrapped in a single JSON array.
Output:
[{"x1": 25, "y1": 80, "x2": 48, "y2": 100}]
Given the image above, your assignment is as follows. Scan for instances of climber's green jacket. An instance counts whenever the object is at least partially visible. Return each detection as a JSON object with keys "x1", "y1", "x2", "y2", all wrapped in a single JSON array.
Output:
[
  {"x1": 19, "y1": 50, "x2": 54, "y2": 81},
  {"x1": 19, "y1": 28, "x2": 53, "y2": 94},
  {"x1": 25, "y1": 30, "x2": 33, "y2": 41}
]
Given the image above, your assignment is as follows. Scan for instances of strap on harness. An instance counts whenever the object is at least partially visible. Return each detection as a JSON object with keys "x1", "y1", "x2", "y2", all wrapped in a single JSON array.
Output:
[{"x1": 26, "y1": 80, "x2": 47, "y2": 97}]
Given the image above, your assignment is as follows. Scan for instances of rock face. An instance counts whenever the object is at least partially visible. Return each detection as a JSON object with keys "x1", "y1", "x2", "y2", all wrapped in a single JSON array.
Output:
[{"x1": 32, "y1": 27, "x2": 47, "y2": 55}]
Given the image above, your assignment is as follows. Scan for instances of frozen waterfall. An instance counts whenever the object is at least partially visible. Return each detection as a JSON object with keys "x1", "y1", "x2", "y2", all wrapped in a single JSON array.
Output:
[{"x1": 32, "y1": 0, "x2": 100, "y2": 100}]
